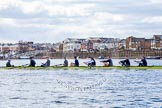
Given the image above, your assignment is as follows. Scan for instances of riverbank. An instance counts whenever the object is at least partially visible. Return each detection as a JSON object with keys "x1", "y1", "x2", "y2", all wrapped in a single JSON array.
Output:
[{"x1": 1, "y1": 50, "x2": 162, "y2": 60}]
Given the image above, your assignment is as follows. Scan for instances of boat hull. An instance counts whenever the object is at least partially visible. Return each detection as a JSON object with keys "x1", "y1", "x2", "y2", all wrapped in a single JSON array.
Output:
[{"x1": 2, "y1": 66, "x2": 162, "y2": 70}]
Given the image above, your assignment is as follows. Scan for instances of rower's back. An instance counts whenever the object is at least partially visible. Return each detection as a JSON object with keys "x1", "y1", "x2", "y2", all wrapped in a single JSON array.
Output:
[
  {"x1": 74, "y1": 56, "x2": 79, "y2": 67},
  {"x1": 29, "y1": 57, "x2": 36, "y2": 67},
  {"x1": 6, "y1": 60, "x2": 11, "y2": 67},
  {"x1": 142, "y1": 57, "x2": 147, "y2": 66}
]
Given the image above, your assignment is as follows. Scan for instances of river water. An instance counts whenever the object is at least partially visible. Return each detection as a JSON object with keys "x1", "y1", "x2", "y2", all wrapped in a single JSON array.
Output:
[{"x1": 0, "y1": 59, "x2": 162, "y2": 108}]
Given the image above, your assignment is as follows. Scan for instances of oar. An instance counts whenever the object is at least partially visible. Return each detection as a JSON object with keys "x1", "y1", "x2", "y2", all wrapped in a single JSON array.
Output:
[
  {"x1": 83, "y1": 62, "x2": 88, "y2": 65},
  {"x1": 22, "y1": 64, "x2": 29, "y2": 66},
  {"x1": 134, "y1": 60, "x2": 141, "y2": 63},
  {"x1": 19, "y1": 64, "x2": 29, "y2": 68},
  {"x1": 83, "y1": 62, "x2": 95, "y2": 69},
  {"x1": 118, "y1": 62, "x2": 129, "y2": 69},
  {"x1": 53, "y1": 64, "x2": 64, "y2": 67}
]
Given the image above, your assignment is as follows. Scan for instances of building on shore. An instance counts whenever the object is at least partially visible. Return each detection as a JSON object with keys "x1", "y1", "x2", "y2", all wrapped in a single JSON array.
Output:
[
  {"x1": 1, "y1": 35, "x2": 162, "y2": 59},
  {"x1": 63, "y1": 38, "x2": 86, "y2": 52},
  {"x1": 118, "y1": 39, "x2": 126, "y2": 50},
  {"x1": 18, "y1": 41, "x2": 34, "y2": 53},
  {"x1": 125, "y1": 36, "x2": 152, "y2": 51},
  {"x1": 151, "y1": 35, "x2": 162, "y2": 50}
]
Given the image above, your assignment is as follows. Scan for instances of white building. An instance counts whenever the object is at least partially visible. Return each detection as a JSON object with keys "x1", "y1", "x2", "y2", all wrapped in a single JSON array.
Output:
[
  {"x1": 93, "y1": 43, "x2": 101, "y2": 50},
  {"x1": 107, "y1": 42, "x2": 118, "y2": 49},
  {"x1": 63, "y1": 38, "x2": 83, "y2": 52},
  {"x1": 63, "y1": 43, "x2": 81, "y2": 52},
  {"x1": 100, "y1": 38, "x2": 120, "y2": 49},
  {"x1": 118, "y1": 39, "x2": 126, "y2": 49},
  {"x1": 98, "y1": 43, "x2": 108, "y2": 50}
]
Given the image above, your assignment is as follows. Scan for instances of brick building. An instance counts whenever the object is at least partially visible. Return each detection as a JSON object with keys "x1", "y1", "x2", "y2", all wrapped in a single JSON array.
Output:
[
  {"x1": 151, "y1": 35, "x2": 162, "y2": 49},
  {"x1": 126, "y1": 36, "x2": 151, "y2": 51}
]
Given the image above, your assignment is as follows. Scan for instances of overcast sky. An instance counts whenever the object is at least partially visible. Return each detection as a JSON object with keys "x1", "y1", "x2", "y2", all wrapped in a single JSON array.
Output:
[{"x1": 0, "y1": 0, "x2": 162, "y2": 43}]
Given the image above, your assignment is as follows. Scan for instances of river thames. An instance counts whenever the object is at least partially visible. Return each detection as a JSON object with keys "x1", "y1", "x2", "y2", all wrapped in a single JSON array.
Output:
[{"x1": 0, "y1": 59, "x2": 162, "y2": 108}]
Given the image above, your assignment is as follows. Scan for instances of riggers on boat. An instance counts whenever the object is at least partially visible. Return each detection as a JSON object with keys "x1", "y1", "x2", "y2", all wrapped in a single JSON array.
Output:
[{"x1": 1, "y1": 66, "x2": 162, "y2": 70}]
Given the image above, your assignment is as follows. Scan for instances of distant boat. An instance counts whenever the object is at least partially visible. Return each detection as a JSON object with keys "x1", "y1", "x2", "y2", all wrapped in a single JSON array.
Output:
[
  {"x1": 19, "y1": 56, "x2": 30, "y2": 59},
  {"x1": 146, "y1": 56, "x2": 161, "y2": 59},
  {"x1": 98, "y1": 56, "x2": 105, "y2": 59}
]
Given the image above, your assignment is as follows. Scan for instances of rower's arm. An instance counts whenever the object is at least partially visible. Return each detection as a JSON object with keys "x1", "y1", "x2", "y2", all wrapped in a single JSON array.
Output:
[
  {"x1": 134, "y1": 60, "x2": 141, "y2": 63},
  {"x1": 100, "y1": 59, "x2": 108, "y2": 62}
]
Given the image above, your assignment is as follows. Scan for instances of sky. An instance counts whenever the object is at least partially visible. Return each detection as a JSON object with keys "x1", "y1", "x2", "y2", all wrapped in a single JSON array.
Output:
[{"x1": 0, "y1": 0, "x2": 162, "y2": 43}]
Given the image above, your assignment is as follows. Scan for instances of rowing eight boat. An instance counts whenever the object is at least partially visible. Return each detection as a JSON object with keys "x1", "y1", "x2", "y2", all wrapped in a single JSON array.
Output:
[{"x1": 1, "y1": 66, "x2": 162, "y2": 70}]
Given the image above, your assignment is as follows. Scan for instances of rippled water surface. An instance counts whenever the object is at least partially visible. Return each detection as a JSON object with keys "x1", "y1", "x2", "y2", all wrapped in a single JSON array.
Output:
[{"x1": 0, "y1": 69, "x2": 162, "y2": 108}]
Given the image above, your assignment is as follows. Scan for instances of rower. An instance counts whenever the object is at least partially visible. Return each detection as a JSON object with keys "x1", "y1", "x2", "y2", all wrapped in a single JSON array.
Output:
[
  {"x1": 29, "y1": 57, "x2": 36, "y2": 67},
  {"x1": 70, "y1": 56, "x2": 79, "y2": 67},
  {"x1": 119, "y1": 56, "x2": 130, "y2": 67},
  {"x1": 64, "y1": 57, "x2": 68, "y2": 67},
  {"x1": 41, "y1": 57, "x2": 50, "y2": 67},
  {"x1": 6, "y1": 59, "x2": 14, "y2": 67},
  {"x1": 84, "y1": 57, "x2": 96, "y2": 67},
  {"x1": 135, "y1": 56, "x2": 147, "y2": 66},
  {"x1": 100, "y1": 56, "x2": 113, "y2": 66}
]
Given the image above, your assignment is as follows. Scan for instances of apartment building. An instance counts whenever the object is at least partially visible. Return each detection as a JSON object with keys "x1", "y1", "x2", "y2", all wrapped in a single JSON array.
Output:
[
  {"x1": 126, "y1": 36, "x2": 153, "y2": 51},
  {"x1": 151, "y1": 35, "x2": 162, "y2": 49}
]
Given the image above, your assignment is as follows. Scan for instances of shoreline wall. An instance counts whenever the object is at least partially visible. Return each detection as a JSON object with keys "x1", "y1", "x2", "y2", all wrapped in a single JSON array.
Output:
[
  {"x1": 1, "y1": 50, "x2": 162, "y2": 60},
  {"x1": 42, "y1": 50, "x2": 162, "y2": 59}
]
